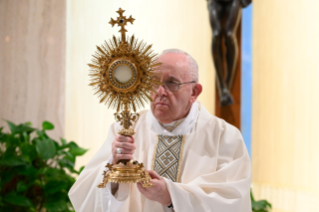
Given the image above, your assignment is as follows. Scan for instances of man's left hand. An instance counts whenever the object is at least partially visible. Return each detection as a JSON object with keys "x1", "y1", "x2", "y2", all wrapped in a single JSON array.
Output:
[{"x1": 137, "y1": 170, "x2": 172, "y2": 206}]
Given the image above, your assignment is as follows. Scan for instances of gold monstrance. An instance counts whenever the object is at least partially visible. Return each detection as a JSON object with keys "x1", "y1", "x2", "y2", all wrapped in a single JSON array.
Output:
[{"x1": 88, "y1": 8, "x2": 161, "y2": 188}]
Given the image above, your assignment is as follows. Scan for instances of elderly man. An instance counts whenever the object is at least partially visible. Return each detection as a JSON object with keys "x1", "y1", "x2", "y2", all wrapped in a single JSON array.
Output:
[{"x1": 69, "y1": 49, "x2": 251, "y2": 211}]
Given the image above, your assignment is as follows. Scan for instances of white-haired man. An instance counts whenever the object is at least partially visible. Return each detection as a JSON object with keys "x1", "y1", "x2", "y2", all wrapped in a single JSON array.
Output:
[{"x1": 69, "y1": 49, "x2": 252, "y2": 211}]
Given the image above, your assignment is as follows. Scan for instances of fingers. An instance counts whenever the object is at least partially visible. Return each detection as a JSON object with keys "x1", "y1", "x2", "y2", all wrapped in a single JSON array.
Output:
[
  {"x1": 112, "y1": 135, "x2": 136, "y2": 164},
  {"x1": 113, "y1": 155, "x2": 133, "y2": 164},
  {"x1": 114, "y1": 148, "x2": 134, "y2": 155},
  {"x1": 114, "y1": 153, "x2": 133, "y2": 161},
  {"x1": 114, "y1": 141, "x2": 136, "y2": 150},
  {"x1": 113, "y1": 135, "x2": 136, "y2": 150},
  {"x1": 137, "y1": 182, "x2": 147, "y2": 193},
  {"x1": 113, "y1": 151, "x2": 133, "y2": 164},
  {"x1": 147, "y1": 170, "x2": 161, "y2": 180},
  {"x1": 115, "y1": 135, "x2": 134, "y2": 143},
  {"x1": 137, "y1": 182, "x2": 157, "y2": 196}
]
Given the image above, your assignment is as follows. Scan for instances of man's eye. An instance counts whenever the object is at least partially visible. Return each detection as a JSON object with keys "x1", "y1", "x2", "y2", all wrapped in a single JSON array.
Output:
[{"x1": 167, "y1": 81, "x2": 177, "y2": 84}]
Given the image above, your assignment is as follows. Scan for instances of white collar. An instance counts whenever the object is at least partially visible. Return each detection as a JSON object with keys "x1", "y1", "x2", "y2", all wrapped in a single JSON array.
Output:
[{"x1": 148, "y1": 101, "x2": 199, "y2": 135}]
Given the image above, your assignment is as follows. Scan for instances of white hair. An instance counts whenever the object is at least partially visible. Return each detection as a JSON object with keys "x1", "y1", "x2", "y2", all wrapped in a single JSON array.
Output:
[{"x1": 160, "y1": 49, "x2": 199, "y2": 82}]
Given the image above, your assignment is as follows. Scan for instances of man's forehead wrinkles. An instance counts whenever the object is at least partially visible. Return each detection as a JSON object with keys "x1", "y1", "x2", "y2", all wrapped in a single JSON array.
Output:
[
  {"x1": 159, "y1": 63, "x2": 176, "y2": 71},
  {"x1": 166, "y1": 75, "x2": 180, "y2": 82},
  {"x1": 158, "y1": 71, "x2": 183, "y2": 81},
  {"x1": 158, "y1": 57, "x2": 190, "y2": 81},
  {"x1": 160, "y1": 61, "x2": 187, "y2": 69}
]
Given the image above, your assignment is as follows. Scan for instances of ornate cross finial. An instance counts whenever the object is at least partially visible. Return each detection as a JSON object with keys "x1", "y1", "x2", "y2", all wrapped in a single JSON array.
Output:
[{"x1": 109, "y1": 8, "x2": 135, "y2": 42}]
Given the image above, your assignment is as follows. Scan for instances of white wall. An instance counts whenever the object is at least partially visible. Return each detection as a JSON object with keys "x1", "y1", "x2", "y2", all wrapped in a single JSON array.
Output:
[
  {"x1": 252, "y1": 1, "x2": 319, "y2": 211},
  {"x1": 0, "y1": 0, "x2": 66, "y2": 139}
]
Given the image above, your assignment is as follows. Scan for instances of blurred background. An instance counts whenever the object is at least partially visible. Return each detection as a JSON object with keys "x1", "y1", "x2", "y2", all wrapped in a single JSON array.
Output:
[{"x1": 1, "y1": 0, "x2": 318, "y2": 211}]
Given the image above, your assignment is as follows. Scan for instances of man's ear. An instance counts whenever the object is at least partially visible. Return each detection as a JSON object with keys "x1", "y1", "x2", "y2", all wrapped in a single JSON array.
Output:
[{"x1": 190, "y1": 83, "x2": 202, "y2": 103}]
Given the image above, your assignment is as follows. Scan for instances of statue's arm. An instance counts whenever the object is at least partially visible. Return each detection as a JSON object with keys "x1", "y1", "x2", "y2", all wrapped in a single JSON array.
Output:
[{"x1": 241, "y1": 0, "x2": 252, "y2": 8}]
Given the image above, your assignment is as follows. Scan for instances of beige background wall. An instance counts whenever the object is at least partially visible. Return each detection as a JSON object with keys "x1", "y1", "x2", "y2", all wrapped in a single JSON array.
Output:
[
  {"x1": 66, "y1": 0, "x2": 215, "y2": 169},
  {"x1": 0, "y1": 0, "x2": 66, "y2": 139},
  {"x1": 252, "y1": 1, "x2": 319, "y2": 211}
]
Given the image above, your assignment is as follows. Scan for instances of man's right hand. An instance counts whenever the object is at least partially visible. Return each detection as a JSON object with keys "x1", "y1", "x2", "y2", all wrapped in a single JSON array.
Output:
[{"x1": 112, "y1": 135, "x2": 136, "y2": 165}]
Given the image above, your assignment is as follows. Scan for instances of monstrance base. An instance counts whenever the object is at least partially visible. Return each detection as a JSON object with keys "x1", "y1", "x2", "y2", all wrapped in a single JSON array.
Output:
[{"x1": 97, "y1": 159, "x2": 152, "y2": 188}]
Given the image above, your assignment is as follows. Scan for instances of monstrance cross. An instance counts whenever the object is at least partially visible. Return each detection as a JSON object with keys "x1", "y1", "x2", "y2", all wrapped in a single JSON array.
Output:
[{"x1": 109, "y1": 8, "x2": 135, "y2": 41}]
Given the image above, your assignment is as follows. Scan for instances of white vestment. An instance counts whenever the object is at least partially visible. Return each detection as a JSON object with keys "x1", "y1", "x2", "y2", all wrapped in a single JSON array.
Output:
[{"x1": 69, "y1": 102, "x2": 252, "y2": 212}]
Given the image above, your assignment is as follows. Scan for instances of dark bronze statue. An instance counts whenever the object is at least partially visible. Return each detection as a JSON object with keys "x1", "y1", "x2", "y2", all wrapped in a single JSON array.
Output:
[{"x1": 207, "y1": 0, "x2": 251, "y2": 106}]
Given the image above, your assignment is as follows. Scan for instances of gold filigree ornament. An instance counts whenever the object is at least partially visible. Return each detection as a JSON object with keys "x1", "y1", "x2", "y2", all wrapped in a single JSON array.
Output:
[{"x1": 89, "y1": 8, "x2": 161, "y2": 188}]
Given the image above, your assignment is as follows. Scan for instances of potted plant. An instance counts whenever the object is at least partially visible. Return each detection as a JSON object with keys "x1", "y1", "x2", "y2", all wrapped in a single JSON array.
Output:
[{"x1": 0, "y1": 121, "x2": 87, "y2": 212}]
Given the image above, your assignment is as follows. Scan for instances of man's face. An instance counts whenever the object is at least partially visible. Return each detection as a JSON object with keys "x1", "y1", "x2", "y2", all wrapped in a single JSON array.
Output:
[{"x1": 150, "y1": 53, "x2": 201, "y2": 123}]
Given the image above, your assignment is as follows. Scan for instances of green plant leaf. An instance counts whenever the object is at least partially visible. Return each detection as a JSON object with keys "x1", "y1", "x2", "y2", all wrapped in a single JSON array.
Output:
[
  {"x1": 57, "y1": 150, "x2": 73, "y2": 158},
  {"x1": 16, "y1": 164, "x2": 37, "y2": 176},
  {"x1": 16, "y1": 181, "x2": 28, "y2": 192},
  {"x1": 0, "y1": 205, "x2": 13, "y2": 211},
  {"x1": 38, "y1": 167, "x2": 62, "y2": 176},
  {"x1": 25, "y1": 122, "x2": 32, "y2": 126},
  {"x1": 44, "y1": 200, "x2": 68, "y2": 212},
  {"x1": 58, "y1": 144, "x2": 69, "y2": 151},
  {"x1": 44, "y1": 180, "x2": 67, "y2": 194},
  {"x1": 4, "y1": 192, "x2": 33, "y2": 207},
  {"x1": 6, "y1": 120, "x2": 35, "y2": 135},
  {"x1": 5, "y1": 135, "x2": 19, "y2": 147},
  {"x1": 0, "y1": 156, "x2": 26, "y2": 166},
  {"x1": 53, "y1": 139, "x2": 61, "y2": 152},
  {"x1": 17, "y1": 124, "x2": 35, "y2": 134},
  {"x1": 43, "y1": 121, "x2": 54, "y2": 130},
  {"x1": 6, "y1": 120, "x2": 17, "y2": 134},
  {"x1": 251, "y1": 189, "x2": 272, "y2": 212},
  {"x1": 252, "y1": 200, "x2": 272, "y2": 210},
  {"x1": 60, "y1": 138, "x2": 67, "y2": 145},
  {"x1": 20, "y1": 143, "x2": 37, "y2": 163},
  {"x1": 32, "y1": 179, "x2": 42, "y2": 187},
  {"x1": 0, "y1": 128, "x2": 5, "y2": 142},
  {"x1": 69, "y1": 147, "x2": 88, "y2": 156},
  {"x1": 35, "y1": 139, "x2": 56, "y2": 159},
  {"x1": 67, "y1": 141, "x2": 78, "y2": 149},
  {"x1": 22, "y1": 131, "x2": 30, "y2": 143},
  {"x1": 250, "y1": 189, "x2": 255, "y2": 201},
  {"x1": 0, "y1": 170, "x2": 15, "y2": 184},
  {"x1": 58, "y1": 158, "x2": 75, "y2": 170},
  {"x1": 64, "y1": 152, "x2": 76, "y2": 163},
  {"x1": 37, "y1": 130, "x2": 49, "y2": 139},
  {"x1": 78, "y1": 166, "x2": 85, "y2": 174}
]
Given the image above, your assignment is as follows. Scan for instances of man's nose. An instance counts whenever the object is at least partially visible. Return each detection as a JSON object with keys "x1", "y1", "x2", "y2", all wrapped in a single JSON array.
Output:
[{"x1": 156, "y1": 84, "x2": 167, "y2": 96}]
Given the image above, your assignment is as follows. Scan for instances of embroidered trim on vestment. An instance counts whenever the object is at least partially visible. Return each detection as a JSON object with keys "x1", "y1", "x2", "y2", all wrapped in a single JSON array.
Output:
[{"x1": 151, "y1": 135, "x2": 185, "y2": 182}]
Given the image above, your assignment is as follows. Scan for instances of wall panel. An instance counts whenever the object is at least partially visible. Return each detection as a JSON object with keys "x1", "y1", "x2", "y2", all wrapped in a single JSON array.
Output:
[
  {"x1": 252, "y1": 1, "x2": 319, "y2": 211},
  {"x1": 0, "y1": 0, "x2": 66, "y2": 139}
]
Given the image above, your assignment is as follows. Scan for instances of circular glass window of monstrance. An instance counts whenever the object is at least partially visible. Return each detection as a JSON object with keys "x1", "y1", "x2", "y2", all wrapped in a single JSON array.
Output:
[
  {"x1": 114, "y1": 65, "x2": 132, "y2": 83},
  {"x1": 109, "y1": 60, "x2": 137, "y2": 90}
]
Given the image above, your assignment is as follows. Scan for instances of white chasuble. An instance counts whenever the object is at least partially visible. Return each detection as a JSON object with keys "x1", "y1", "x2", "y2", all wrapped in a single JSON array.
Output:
[{"x1": 69, "y1": 102, "x2": 252, "y2": 212}]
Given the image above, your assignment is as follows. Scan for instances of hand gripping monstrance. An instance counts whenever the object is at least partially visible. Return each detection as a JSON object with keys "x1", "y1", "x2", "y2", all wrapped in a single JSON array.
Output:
[{"x1": 88, "y1": 8, "x2": 161, "y2": 188}]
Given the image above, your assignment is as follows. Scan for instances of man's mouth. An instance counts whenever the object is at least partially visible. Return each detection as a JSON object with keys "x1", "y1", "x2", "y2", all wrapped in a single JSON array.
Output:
[{"x1": 155, "y1": 102, "x2": 169, "y2": 107}]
